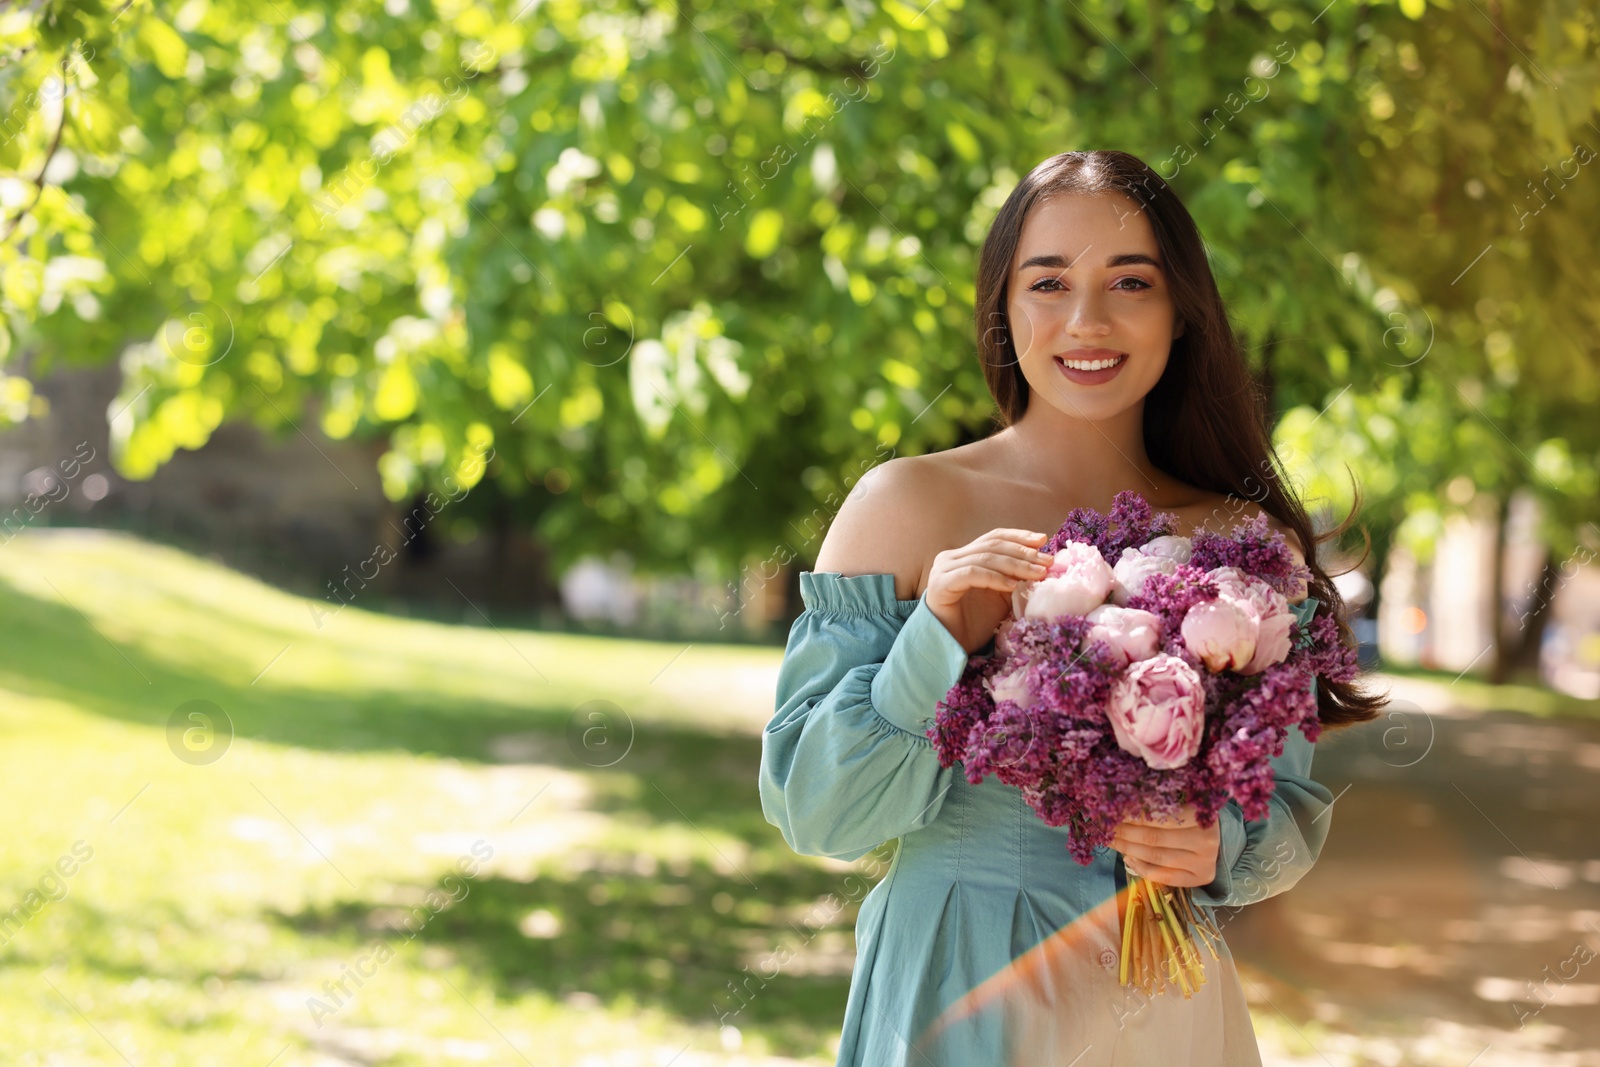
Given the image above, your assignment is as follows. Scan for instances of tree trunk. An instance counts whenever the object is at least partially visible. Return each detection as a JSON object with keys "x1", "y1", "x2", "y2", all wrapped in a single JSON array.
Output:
[
  {"x1": 779, "y1": 560, "x2": 803, "y2": 632},
  {"x1": 1257, "y1": 331, "x2": 1278, "y2": 424},
  {"x1": 1363, "y1": 522, "x2": 1394, "y2": 622},
  {"x1": 1508, "y1": 550, "x2": 1559, "y2": 678},
  {"x1": 1487, "y1": 490, "x2": 1513, "y2": 685}
]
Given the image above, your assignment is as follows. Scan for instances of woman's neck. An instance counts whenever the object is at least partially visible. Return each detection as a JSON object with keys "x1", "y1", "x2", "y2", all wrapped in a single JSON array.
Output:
[{"x1": 992, "y1": 399, "x2": 1184, "y2": 508}]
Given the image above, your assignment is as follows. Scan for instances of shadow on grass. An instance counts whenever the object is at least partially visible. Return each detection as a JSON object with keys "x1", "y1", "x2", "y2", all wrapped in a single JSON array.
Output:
[
  {"x1": 272, "y1": 848, "x2": 875, "y2": 1058},
  {"x1": 0, "y1": 579, "x2": 540, "y2": 754},
  {"x1": 0, "y1": 894, "x2": 270, "y2": 984},
  {"x1": 0, "y1": 578, "x2": 783, "y2": 837}
]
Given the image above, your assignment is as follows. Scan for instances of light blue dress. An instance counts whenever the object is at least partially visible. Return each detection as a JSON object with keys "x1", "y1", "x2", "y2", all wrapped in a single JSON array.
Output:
[{"x1": 760, "y1": 571, "x2": 1334, "y2": 1067}]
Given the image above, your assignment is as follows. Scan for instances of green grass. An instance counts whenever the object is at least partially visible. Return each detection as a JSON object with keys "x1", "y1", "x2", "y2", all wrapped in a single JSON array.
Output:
[
  {"x1": 6, "y1": 527, "x2": 1589, "y2": 1065},
  {"x1": 1376, "y1": 662, "x2": 1600, "y2": 720},
  {"x1": 0, "y1": 528, "x2": 865, "y2": 1066}
]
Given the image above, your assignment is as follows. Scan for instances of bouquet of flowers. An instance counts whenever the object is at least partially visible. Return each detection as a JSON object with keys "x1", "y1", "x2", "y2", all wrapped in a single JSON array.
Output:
[{"x1": 927, "y1": 491, "x2": 1358, "y2": 997}]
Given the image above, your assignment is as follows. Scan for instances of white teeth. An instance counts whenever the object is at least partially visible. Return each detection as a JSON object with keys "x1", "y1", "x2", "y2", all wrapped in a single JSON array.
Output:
[{"x1": 1059, "y1": 355, "x2": 1124, "y2": 371}]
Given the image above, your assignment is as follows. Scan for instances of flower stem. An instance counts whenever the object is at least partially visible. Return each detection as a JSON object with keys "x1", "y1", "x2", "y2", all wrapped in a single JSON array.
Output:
[
  {"x1": 1152, "y1": 909, "x2": 1193, "y2": 997},
  {"x1": 1120, "y1": 880, "x2": 1138, "y2": 986},
  {"x1": 1127, "y1": 880, "x2": 1211, "y2": 996}
]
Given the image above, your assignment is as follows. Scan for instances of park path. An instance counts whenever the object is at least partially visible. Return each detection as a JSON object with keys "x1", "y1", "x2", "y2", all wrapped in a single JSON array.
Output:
[
  {"x1": 732, "y1": 667, "x2": 1600, "y2": 1064},
  {"x1": 1223, "y1": 674, "x2": 1600, "y2": 1066}
]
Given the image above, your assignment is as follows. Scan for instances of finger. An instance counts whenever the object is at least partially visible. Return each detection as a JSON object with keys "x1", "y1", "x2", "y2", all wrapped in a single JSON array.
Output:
[
  {"x1": 969, "y1": 550, "x2": 1052, "y2": 579},
  {"x1": 979, "y1": 534, "x2": 1052, "y2": 558},
  {"x1": 988, "y1": 528, "x2": 1051, "y2": 544},
  {"x1": 1119, "y1": 842, "x2": 1188, "y2": 869},
  {"x1": 945, "y1": 563, "x2": 1037, "y2": 592},
  {"x1": 1127, "y1": 860, "x2": 1200, "y2": 887},
  {"x1": 1126, "y1": 812, "x2": 1203, "y2": 831},
  {"x1": 1121, "y1": 830, "x2": 1212, "y2": 864},
  {"x1": 1114, "y1": 823, "x2": 1170, "y2": 845},
  {"x1": 940, "y1": 556, "x2": 1046, "y2": 588},
  {"x1": 1126, "y1": 811, "x2": 1199, "y2": 829},
  {"x1": 1121, "y1": 843, "x2": 1201, "y2": 873},
  {"x1": 949, "y1": 543, "x2": 1053, "y2": 571},
  {"x1": 960, "y1": 550, "x2": 1049, "y2": 575}
]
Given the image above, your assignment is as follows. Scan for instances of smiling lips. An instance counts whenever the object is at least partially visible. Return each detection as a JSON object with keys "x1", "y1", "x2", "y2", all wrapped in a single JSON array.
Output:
[{"x1": 1055, "y1": 349, "x2": 1128, "y2": 371}]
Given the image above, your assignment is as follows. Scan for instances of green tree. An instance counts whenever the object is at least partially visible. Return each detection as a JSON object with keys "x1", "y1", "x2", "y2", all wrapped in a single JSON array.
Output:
[
  {"x1": 2, "y1": 0, "x2": 1594, "y2": 627},
  {"x1": 1276, "y1": 0, "x2": 1600, "y2": 680}
]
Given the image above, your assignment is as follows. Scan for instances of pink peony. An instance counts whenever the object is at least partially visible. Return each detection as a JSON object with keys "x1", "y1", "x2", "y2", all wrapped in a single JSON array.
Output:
[
  {"x1": 1180, "y1": 598, "x2": 1259, "y2": 672},
  {"x1": 983, "y1": 663, "x2": 1032, "y2": 706},
  {"x1": 1083, "y1": 604, "x2": 1162, "y2": 667},
  {"x1": 1208, "y1": 566, "x2": 1261, "y2": 603},
  {"x1": 994, "y1": 613, "x2": 1019, "y2": 657},
  {"x1": 1210, "y1": 567, "x2": 1295, "y2": 675},
  {"x1": 1138, "y1": 535, "x2": 1194, "y2": 564},
  {"x1": 1180, "y1": 566, "x2": 1295, "y2": 674},
  {"x1": 1014, "y1": 540, "x2": 1115, "y2": 620},
  {"x1": 928, "y1": 490, "x2": 1361, "y2": 869},
  {"x1": 1106, "y1": 654, "x2": 1206, "y2": 769},
  {"x1": 1240, "y1": 605, "x2": 1294, "y2": 677},
  {"x1": 1110, "y1": 547, "x2": 1179, "y2": 605}
]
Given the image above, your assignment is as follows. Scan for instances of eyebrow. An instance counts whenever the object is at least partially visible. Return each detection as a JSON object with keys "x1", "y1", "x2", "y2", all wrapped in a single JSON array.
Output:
[{"x1": 1016, "y1": 252, "x2": 1164, "y2": 272}]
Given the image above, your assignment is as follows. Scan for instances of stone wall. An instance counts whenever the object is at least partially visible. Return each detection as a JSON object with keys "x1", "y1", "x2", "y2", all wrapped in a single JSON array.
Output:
[{"x1": 0, "y1": 356, "x2": 560, "y2": 615}]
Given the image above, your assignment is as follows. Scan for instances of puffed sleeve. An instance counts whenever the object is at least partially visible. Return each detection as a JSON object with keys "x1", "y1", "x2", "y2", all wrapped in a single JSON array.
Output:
[
  {"x1": 1191, "y1": 597, "x2": 1337, "y2": 910},
  {"x1": 759, "y1": 571, "x2": 971, "y2": 862}
]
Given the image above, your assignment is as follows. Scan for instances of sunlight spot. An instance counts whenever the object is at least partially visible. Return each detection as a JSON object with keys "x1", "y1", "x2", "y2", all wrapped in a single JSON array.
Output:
[
  {"x1": 519, "y1": 908, "x2": 562, "y2": 938},
  {"x1": 1499, "y1": 856, "x2": 1575, "y2": 891},
  {"x1": 1475, "y1": 976, "x2": 1600, "y2": 1006}
]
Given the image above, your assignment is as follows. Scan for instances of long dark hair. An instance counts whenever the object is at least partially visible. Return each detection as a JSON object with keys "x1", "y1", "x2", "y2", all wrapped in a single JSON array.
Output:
[{"x1": 974, "y1": 149, "x2": 1384, "y2": 731}]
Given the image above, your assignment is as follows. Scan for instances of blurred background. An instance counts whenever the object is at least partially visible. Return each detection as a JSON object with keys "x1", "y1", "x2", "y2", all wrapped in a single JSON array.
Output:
[{"x1": 1, "y1": 0, "x2": 1597, "y2": 1064}]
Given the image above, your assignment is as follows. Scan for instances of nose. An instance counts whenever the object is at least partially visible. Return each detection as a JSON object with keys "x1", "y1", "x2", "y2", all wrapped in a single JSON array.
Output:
[{"x1": 1063, "y1": 288, "x2": 1113, "y2": 339}]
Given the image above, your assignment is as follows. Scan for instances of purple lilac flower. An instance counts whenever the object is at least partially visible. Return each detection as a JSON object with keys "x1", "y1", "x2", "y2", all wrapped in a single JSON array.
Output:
[
  {"x1": 1189, "y1": 509, "x2": 1314, "y2": 600},
  {"x1": 927, "y1": 491, "x2": 1357, "y2": 865},
  {"x1": 1047, "y1": 490, "x2": 1180, "y2": 562}
]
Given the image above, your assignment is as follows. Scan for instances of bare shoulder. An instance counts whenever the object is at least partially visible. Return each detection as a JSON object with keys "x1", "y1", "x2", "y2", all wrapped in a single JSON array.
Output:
[{"x1": 813, "y1": 453, "x2": 970, "y2": 601}]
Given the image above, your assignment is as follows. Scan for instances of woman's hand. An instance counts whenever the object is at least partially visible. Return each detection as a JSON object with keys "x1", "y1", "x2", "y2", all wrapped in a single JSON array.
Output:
[
  {"x1": 925, "y1": 528, "x2": 1053, "y2": 653},
  {"x1": 1110, "y1": 804, "x2": 1221, "y2": 888}
]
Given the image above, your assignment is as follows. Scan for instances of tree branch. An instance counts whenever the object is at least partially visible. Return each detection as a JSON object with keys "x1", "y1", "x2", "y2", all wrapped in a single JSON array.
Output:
[
  {"x1": 736, "y1": 37, "x2": 872, "y2": 81},
  {"x1": 0, "y1": 53, "x2": 70, "y2": 245}
]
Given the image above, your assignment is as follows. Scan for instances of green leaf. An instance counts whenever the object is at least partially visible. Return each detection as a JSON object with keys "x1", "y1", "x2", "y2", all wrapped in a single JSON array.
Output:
[
  {"x1": 68, "y1": 95, "x2": 125, "y2": 155},
  {"x1": 136, "y1": 16, "x2": 189, "y2": 79},
  {"x1": 744, "y1": 208, "x2": 783, "y2": 259},
  {"x1": 946, "y1": 121, "x2": 980, "y2": 162}
]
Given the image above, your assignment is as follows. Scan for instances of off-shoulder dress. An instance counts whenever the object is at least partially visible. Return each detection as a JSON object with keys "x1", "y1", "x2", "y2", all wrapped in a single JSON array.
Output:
[{"x1": 759, "y1": 570, "x2": 1333, "y2": 1067}]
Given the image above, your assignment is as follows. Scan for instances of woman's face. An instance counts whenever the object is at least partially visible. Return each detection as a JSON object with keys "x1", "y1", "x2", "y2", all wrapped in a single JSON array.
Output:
[{"x1": 1003, "y1": 192, "x2": 1184, "y2": 423}]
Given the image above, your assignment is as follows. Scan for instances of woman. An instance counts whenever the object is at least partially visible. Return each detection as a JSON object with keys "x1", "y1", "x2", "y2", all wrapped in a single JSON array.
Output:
[{"x1": 759, "y1": 150, "x2": 1384, "y2": 1066}]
